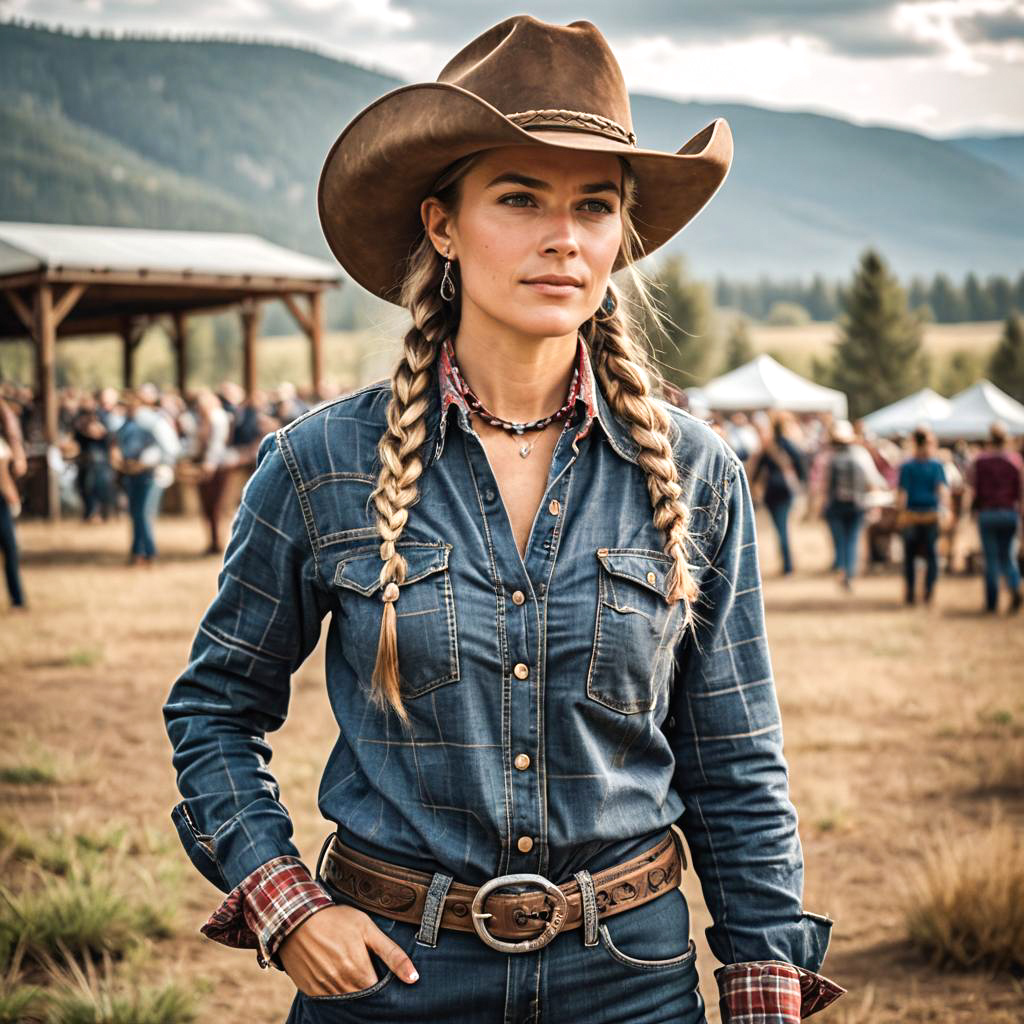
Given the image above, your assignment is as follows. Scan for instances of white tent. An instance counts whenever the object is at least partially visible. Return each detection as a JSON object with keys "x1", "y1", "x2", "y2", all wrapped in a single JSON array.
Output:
[
  {"x1": 860, "y1": 388, "x2": 953, "y2": 438},
  {"x1": 929, "y1": 379, "x2": 1024, "y2": 441},
  {"x1": 686, "y1": 353, "x2": 848, "y2": 418}
]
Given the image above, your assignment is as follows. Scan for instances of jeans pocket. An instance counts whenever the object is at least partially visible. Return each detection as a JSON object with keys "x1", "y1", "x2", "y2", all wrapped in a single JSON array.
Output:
[
  {"x1": 586, "y1": 548, "x2": 685, "y2": 714},
  {"x1": 597, "y1": 887, "x2": 696, "y2": 971},
  {"x1": 331, "y1": 539, "x2": 460, "y2": 698}
]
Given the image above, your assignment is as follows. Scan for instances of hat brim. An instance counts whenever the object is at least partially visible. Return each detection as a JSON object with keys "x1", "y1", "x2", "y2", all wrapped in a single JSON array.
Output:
[{"x1": 317, "y1": 81, "x2": 733, "y2": 303}]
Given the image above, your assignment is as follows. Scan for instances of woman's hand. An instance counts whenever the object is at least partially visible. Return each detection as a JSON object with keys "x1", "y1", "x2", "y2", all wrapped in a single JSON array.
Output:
[{"x1": 277, "y1": 903, "x2": 419, "y2": 997}]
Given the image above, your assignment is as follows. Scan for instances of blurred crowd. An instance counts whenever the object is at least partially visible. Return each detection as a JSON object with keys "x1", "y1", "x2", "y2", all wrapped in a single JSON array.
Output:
[
  {"x1": 1, "y1": 381, "x2": 1022, "y2": 617},
  {"x1": 0, "y1": 379, "x2": 319, "y2": 609},
  {"x1": 704, "y1": 407, "x2": 1023, "y2": 614}
]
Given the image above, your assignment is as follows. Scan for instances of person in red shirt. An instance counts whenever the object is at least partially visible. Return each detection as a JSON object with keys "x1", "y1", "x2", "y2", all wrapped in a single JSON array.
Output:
[{"x1": 964, "y1": 421, "x2": 1023, "y2": 613}]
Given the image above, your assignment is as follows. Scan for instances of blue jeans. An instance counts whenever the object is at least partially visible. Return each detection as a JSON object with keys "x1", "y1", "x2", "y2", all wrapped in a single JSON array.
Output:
[
  {"x1": 0, "y1": 499, "x2": 25, "y2": 606},
  {"x1": 825, "y1": 501, "x2": 865, "y2": 580},
  {"x1": 285, "y1": 847, "x2": 706, "y2": 1024},
  {"x1": 977, "y1": 507, "x2": 1021, "y2": 610},
  {"x1": 122, "y1": 471, "x2": 157, "y2": 557},
  {"x1": 902, "y1": 521, "x2": 938, "y2": 600},
  {"x1": 766, "y1": 497, "x2": 793, "y2": 573}
]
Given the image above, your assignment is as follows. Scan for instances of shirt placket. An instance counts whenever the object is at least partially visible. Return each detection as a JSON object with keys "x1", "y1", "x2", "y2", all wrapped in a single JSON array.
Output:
[{"x1": 454, "y1": 408, "x2": 585, "y2": 881}]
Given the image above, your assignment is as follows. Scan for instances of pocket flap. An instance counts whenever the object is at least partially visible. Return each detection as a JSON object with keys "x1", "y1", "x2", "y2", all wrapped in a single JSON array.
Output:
[
  {"x1": 333, "y1": 542, "x2": 450, "y2": 597},
  {"x1": 596, "y1": 548, "x2": 675, "y2": 601}
]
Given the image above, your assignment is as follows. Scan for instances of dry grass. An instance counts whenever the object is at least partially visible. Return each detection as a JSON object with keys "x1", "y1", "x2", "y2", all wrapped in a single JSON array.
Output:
[{"x1": 2, "y1": 503, "x2": 1023, "y2": 1021}]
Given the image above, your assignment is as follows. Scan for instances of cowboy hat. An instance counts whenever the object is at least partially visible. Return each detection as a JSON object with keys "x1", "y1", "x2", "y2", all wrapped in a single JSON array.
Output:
[{"x1": 317, "y1": 14, "x2": 733, "y2": 304}]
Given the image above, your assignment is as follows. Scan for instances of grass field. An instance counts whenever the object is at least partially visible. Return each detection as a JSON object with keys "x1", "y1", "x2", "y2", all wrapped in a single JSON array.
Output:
[{"x1": 1, "y1": 502, "x2": 1022, "y2": 1022}]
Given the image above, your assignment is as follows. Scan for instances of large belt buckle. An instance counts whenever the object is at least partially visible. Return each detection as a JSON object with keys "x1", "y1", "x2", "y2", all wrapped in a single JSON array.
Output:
[{"x1": 471, "y1": 873, "x2": 569, "y2": 953}]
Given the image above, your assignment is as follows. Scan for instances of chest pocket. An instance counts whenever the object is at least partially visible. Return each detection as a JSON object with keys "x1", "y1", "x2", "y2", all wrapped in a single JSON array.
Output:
[
  {"x1": 331, "y1": 540, "x2": 460, "y2": 698},
  {"x1": 586, "y1": 548, "x2": 685, "y2": 714}
]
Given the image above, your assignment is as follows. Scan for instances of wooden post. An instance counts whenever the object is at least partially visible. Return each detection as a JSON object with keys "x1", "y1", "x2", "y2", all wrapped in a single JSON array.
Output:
[
  {"x1": 121, "y1": 318, "x2": 137, "y2": 389},
  {"x1": 35, "y1": 281, "x2": 59, "y2": 521},
  {"x1": 171, "y1": 312, "x2": 188, "y2": 395},
  {"x1": 240, "y1": 300, "x2": 262, "y2": 396},
  {"x1": 310, "y1": 291, "x2": 324, "y2": 399}
]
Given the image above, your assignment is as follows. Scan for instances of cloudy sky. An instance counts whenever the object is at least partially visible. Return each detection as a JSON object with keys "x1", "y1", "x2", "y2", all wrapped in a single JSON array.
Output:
[{"x1": 6, "y1": 0, "x2": 1023, "y2": 136}]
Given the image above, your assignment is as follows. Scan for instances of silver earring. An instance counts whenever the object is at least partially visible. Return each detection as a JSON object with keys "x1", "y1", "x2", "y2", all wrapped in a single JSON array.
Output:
[{"x1": 440, "y1": 249, "x2": 456, "y2": 302}]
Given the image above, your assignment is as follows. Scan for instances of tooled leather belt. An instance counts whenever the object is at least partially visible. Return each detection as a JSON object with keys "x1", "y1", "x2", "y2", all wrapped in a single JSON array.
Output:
[{"x1": 320, "y1": 828, "x2": 686, "y2": 952}]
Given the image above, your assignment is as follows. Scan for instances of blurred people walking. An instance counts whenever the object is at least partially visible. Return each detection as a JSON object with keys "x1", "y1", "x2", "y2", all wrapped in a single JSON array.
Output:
[
  {"x1": 750, "y1": 409, "x2": 808, "y2": 575},
  {"x1": 964, "y1": 421, "x2": 1022, "y2": 613},
  {"x1": 896, "y1": 426, "x2": 950, "y2": 607},
  {"x1": 0, "y1": 395, "x2": 27, "y2": 609},
  {"x1": 71, "y1": 391, "x2": 118, "y2": 522},
  {"x1": 111, "y1": 390, "x2": 164, "y2": 566},
  {"x1": 823, "y1": 420, "x2": 889, "y2": 591},
  {"x1": 192, "y1": 388, "x2": 238, "y2": 555}
]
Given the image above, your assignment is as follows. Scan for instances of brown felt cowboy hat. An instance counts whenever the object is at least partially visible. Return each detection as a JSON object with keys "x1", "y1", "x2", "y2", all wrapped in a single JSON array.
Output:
[{"x1": 317, "y1": 14, "x2": 733, "y2": 304}]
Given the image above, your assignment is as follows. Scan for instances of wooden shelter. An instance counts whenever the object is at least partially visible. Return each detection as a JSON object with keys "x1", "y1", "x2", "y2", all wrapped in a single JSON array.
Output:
[{"x1": 0, "y1": 221, "x2": 341, "y2": 518}]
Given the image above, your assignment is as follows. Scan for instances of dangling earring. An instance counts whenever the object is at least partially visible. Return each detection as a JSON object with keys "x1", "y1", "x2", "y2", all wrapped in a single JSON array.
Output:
[
  {"x1": 601, "y1": 288, "x2": 615, "y2": 315},
  {"x1": 440, "y1": 248, "x2": 456, "y2": 302}
]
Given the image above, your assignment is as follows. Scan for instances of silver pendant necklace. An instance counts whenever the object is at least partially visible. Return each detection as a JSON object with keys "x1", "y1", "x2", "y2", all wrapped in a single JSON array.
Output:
[{"x1": 442, "y1": 337, "x2": 581, "y2": 458}]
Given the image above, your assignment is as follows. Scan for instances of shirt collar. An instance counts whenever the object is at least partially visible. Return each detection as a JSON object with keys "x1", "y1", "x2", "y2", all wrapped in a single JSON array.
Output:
[{"x1": 421, "y1": 333, "x2": 641, "y2": 468}]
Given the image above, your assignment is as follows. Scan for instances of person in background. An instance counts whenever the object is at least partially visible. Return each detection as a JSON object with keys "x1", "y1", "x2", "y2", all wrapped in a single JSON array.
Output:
[
  {"x1": 111, "y1": 390, "x2": 164, "y2": 566},
  {"x1": 935, "y1": 447, "x2": 965, "y2": 574},
  {"x1": 0, "y1": 395, "x2": 27, "y2": 609},
  {"x1": 749, "y1": 408, "x2": 808, "y2": 575},
  {"x1": 134, "y1": 383, "x2": 183, "y2": 529},
  {"x1": 71, "y1": 392, "x2": 117, "y2": 522},
  {"x1": 823, "y1": 419, "x2": 889, "y2": 592},
  {"x1": 193, "y1": 388, "x2": 238, "y2": 555},
  {"x1": 964, "y1": 421, "x2": 1022, "y2": 614},
  {"x1": 896, "y1": 425, "x2": 950, "y2": 607}
]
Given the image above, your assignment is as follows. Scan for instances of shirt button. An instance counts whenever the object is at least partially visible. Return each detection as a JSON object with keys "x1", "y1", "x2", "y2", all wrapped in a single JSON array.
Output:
[
  {"x1": 646, "y1": 571, "x2": 657, "y2": 585},
  {"x1": 485, "y1": 488, "x2": 496, "y2": 501},
  {"x1": 517, "y1": 836, "x2": 534, "y2": 853},
  {"x1": 548, "y1": 499, "x2": 560, "y2": 515},
  {"x1": 512, "y1": 590, "x2": 525, "y2": 605},
  {"x1": 514, "y1": 753, "x2": 531, "y2": 771},
  {"x1": 513, "y1": 663, "x2": 529, "y2": 679}
]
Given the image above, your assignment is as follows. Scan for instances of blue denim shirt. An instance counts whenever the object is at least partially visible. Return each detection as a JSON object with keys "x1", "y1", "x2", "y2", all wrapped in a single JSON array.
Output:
[{"x1": 163, "y1": 338, "x2": 833, "y2": 976}]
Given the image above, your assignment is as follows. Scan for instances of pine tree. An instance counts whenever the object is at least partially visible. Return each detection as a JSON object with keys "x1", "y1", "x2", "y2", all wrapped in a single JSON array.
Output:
[
  {"x1": 647, "y1": 253, "x2": 716, "y2": 387},
  {"x1": 988, "y1": 312, "x2": 1024, "y2": 403},
  {"x1": 723, "y1": 318, "x2": 755, "y2": 371},
  {"x1": 829, "y1": 248, "x2": 928, "y2": 419}
]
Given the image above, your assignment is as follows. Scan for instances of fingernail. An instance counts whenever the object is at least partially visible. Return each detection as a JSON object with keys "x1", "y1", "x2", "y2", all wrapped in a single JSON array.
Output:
[{"x1": 407, "y1": 970, "x2": 419, "y2": 982}]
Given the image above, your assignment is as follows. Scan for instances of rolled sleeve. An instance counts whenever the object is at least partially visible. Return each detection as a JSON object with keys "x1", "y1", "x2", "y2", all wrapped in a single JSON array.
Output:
[
  {"x1": 163, "y1": 430, "x2": 331, "y2": 893},
  {"x1": 666, "y1": 454, "x2": 839, "y2": 989}
]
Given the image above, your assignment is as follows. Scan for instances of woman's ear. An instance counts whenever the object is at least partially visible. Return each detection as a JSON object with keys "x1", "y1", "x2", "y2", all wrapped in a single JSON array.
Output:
[{"x1": 421, "y1": 196, "x2": 454, "y2": 259}]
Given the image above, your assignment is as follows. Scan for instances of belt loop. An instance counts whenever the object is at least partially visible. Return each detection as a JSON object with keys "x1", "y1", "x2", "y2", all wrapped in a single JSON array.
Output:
[
  {"x1": 416, "y1": 870, "x2": 454, "y2": 948},
  {"x1": 572, "y1": 868, "x2": 600, "y2": 947}
]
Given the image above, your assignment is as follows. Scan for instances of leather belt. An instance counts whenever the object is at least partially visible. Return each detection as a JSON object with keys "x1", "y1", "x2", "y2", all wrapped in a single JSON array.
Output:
[{"x1": 319, "y1": 828, "x2": 686, "y2": 952}]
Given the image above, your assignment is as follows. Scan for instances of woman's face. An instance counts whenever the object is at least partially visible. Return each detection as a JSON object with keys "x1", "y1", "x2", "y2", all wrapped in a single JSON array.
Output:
[{"x1": 424, "y1": 143, "x2": 625, "y2": 340}]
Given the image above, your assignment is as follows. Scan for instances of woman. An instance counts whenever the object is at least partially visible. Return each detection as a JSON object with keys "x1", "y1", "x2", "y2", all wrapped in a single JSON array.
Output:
[
  {"x1": 191, "y1": 388, "x2": 238, "y2": 555},
  {"x1": 163, "y1": 16, "x2": 845, "y2": 1023},
  {"x1": 823, "y1": 420, "x2": 888, "y2": 591},
  {"x1": 111, "y1": 389, "x2": 163, "y2": 566},
  {"x1": 896, "y1": 425, "x2": 950, "y2": 606},
  {"x1": 964, "y1": 421, "x2": 1023, "y2": 613},
  {"x1": 749, "y1": 410, "x2": 808, "y2": 576},
  {"x1": 0, "y1": 394, "x2": 27, "y2": 610}
]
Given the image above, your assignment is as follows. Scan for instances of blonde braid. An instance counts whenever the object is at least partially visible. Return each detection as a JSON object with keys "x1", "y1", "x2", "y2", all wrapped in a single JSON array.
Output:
[
  {"x1": 366, "y1": 247, "x2": 455, "y2": 725},
  {"x1": 588, "y1": 283, "x2": 701, "y2": 632}
]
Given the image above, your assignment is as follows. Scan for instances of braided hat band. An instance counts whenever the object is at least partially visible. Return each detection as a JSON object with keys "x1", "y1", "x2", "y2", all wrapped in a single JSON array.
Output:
[{"x1": 506, "y1": 109, "x2": 638, "y2": 148}]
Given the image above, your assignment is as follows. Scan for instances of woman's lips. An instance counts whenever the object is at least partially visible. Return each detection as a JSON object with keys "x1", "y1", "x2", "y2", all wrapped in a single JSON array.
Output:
[{"x1": 522, "y1": 281, "x2": 581, "y2": 297}]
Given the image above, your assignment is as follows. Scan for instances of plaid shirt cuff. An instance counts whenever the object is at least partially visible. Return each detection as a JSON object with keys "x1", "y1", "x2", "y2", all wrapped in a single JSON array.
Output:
[
  {"x1": 199, "y1": 855, "x2": 335, "y2": 970},
  {"x1": 716, "y1": 960, "x2": 847, "y2": 1022}
]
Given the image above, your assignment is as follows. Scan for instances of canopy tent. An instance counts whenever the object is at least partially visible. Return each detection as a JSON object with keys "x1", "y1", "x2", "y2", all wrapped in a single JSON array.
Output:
[
  {"x1": 686, "y1": 353, "x2": 848, "y2": 418},
  {"x1": 860, "y1": 388, "x2": 953, "y2": 438},
  {"x1": 929, "y1": 379, "x2": 1024, "y2": 442}
]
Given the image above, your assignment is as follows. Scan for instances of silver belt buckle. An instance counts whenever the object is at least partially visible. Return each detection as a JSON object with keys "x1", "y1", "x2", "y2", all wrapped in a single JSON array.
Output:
[{"x1": 471, "y1": 873, "x2": 569, "y2": 953}]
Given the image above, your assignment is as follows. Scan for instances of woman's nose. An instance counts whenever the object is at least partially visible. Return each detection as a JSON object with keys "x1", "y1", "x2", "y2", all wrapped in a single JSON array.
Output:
[{"x1": 540, "y1": 210, "x2": 579, "y2": 257}]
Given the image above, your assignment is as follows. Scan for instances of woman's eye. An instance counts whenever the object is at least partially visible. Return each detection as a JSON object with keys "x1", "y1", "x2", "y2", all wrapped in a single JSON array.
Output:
[
  {"x1": 580, "y1": 199, "x2": 613, "y2": 214},
  {"x1": 499, "y1": 193, "x2": 535, "y2": 207}
]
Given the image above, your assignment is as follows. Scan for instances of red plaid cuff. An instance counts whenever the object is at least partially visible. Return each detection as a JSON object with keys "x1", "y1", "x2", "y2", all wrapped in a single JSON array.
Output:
[
  {"x1": 200, "y1": 856, "x2": 335, "y2": 970},
  {"x1": 716, "y1": 960, "x2": 847, "y2": 1022}
]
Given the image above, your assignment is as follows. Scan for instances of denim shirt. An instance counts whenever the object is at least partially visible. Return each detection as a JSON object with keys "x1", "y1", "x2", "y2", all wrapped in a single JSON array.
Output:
[{"x1": 163, "y1": 335, "x2": 834, "y2": 978}]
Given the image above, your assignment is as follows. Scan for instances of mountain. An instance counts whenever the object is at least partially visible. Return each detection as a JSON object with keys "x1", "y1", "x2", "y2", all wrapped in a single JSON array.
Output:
[
  {"x1": 943, "y1": 134, "x2": 1024, "y2": 183},
  {"x1": 2, "y1": 20, "x2": 1022, "y2": 290}
]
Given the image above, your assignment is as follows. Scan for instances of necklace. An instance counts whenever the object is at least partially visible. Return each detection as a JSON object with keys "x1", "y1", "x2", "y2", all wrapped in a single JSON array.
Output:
[{"x1": 442, "y1": 337, "x2": 581, "y2": 458}]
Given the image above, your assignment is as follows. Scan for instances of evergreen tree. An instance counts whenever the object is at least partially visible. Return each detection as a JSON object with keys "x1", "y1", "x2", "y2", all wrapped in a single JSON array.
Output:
[
  {"x1": 646, "y1": 253, "x2": 716, "y2": 387},
  {"x1": 723, "y1": 317, "x2": 755, "y2": 372},
  {"x1": 988, "y1": 312, "x2": 1024, "y2": 403},
  {"x1": 829, "y1": 248, "x2": 928, "y2": 419},
  {"x1": 964, "y1": 272, "x2": 995, "y2": 322},
  {"x1": 929, "y1": 273, "x2": 967, "y2": 323}
]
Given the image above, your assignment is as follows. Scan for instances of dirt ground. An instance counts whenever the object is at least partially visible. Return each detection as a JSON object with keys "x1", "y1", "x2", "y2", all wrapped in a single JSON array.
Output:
[{"x1": 1, "y1": 503, "x2": 1022, "y2": 1023}]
